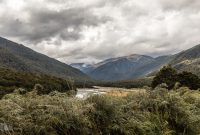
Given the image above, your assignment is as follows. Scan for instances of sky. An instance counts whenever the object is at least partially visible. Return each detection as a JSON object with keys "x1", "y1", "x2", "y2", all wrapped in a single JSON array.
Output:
[{"x1": 0, "y1": 0, "x2": 200, "y2": 64}]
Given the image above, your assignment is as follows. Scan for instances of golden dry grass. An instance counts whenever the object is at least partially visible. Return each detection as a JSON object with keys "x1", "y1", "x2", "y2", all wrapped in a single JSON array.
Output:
[{"x1": 100, "y1": 88, "x2": 146, "y2": 97}]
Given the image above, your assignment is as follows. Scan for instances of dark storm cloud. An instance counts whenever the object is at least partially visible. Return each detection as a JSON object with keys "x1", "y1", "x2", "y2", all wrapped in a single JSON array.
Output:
[
  {"x1": 28, "y1": 8, "x2": 110, "y2": 42},
  {"x1": 0, "y1": 5, "x2": 111, "y2": 43}
]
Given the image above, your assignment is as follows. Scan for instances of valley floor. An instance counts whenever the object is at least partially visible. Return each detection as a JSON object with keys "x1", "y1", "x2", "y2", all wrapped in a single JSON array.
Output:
[{"x1": 76, "y1": 86, "x2": 146, "y2": 98}]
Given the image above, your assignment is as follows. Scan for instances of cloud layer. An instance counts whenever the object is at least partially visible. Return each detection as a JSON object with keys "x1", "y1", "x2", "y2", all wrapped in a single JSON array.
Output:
[{"x1": 0, "y1": 0, "x2": 200, "y2": 63}]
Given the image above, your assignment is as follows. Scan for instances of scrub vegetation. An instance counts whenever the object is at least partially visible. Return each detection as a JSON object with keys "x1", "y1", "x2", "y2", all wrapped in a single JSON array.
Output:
[{"x1": 0, "y1": 86, "x2": 200, "y2": 135}]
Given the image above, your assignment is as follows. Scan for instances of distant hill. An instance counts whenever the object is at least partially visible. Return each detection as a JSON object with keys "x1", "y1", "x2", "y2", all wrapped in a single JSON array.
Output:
[{"x1": 0, "y1": 37, "x2": 90, "y2": 81}]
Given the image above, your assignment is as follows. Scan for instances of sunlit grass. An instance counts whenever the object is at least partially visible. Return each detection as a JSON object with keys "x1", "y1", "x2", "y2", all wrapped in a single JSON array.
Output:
[{"x1": 100, "y1": 88, "x2": 146, "y2": 97}]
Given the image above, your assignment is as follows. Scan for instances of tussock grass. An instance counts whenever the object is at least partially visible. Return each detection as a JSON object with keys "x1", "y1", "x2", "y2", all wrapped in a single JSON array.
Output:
[{"x1": 0, "y1": 87, "x2": 200, "y2": 135}]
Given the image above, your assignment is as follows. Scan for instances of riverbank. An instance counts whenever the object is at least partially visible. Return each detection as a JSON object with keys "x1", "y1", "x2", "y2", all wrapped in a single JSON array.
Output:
[{"x1": 76, "y1": 86, "x2": 146, "y2": 98}]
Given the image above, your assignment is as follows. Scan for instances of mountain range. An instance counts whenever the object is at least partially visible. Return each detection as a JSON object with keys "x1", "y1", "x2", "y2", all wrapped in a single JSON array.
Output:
[
  {"x1": 0, "y1": 36, "x2": 199, "y2": 82},
  {"x1": 71, "y1": 45, "x2": 200, "y2": 81},
  {"x1": 0, "y1": 37, "x2": 90, "y2": 81}
]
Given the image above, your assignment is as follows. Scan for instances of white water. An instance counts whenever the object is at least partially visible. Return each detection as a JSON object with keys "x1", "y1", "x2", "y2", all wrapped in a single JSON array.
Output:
[{"x1": 76, "y1": 86, "x2": 113, "y2": 99}]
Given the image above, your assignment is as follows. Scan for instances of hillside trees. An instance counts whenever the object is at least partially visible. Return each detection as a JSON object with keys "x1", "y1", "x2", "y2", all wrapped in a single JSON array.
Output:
[
  {"x1": 152, "y1": 65, "x2": 200, "y2": 90},
  {"x1": 178, "y1": 71, "x2": 200, "y2": 90},
  {"x1": 0, "y1": 68, "x2": 76, "y2": 98},
  {"x1": 151, "y1": 65, "x2": 178, "y2": 89}
]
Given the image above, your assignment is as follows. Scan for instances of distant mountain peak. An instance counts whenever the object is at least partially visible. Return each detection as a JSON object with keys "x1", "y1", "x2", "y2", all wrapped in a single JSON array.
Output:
[
  {"x1": 127, "y1": 54, "x2": 144, "y2": 58},
  {"x1": 125, "y1": 54, "x2": 154, "y2": 62},
  {"x1": 70, "y1": 63, "x2": 93, "y2": 74}
]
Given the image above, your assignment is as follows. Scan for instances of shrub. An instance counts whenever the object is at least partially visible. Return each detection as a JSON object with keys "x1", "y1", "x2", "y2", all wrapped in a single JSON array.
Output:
[
  {"x1": 178, "y1": 71, "x2": 200, "y2": 90},
  {"x1": 152, "y1": 66, "x2": 200, "y2": 90},
  {"x1": 152, "y1": 65, "x2": 178, "y2": 89}
]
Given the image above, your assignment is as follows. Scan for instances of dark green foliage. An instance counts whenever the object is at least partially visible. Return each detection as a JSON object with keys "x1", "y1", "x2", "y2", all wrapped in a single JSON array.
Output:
[
  {"x1": 70, "y1": 77, "x2": 152, "y2": 90},
  {"x1": 152, "y1": 66, "x2": 200, "y2": 90},
  {"x1": 152, "y1": 65, "x2": 178, "y2": 89},
  {"x1": 178, "y1": 71, "x2": 200, "y2": 90},
  {"x1": 95, "y1": 77, "x2": 153, "y2": 89},
  {"x1": 0, "y1": 68, "x2": 75, "y2": 98}
]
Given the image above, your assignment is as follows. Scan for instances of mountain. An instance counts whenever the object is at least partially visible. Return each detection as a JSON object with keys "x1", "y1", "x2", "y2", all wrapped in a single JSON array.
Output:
[
  {"x1": 170, "y1": 44, "x2": 200, "y2": 76},
  {"x1": 0, "y1": 37, "x2": 90, "y2": 80},
  {"x1": 70, "y1": 44, "x2": 200, "y2": 81},
  {"x1": 86, "y1": 54, "x2": 171, "y2": 81},
  {"x1": 143, "y1": 45, "x2": 200, "y2": 78},
  {"x1": 71, "y1": 44, "x2": 200, "y2": 81},
  {"x1": 128, "y1": 55, "x2": 174, "y2": 79},
  {"x1": 71, "y1": 54, "x2": 175, "y2": 81}
]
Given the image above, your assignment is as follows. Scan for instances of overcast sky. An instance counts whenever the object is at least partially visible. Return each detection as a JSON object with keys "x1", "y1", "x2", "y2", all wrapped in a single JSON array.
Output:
[{"x1": 0, "y1": 0, "x2": 200, "y2": 64}]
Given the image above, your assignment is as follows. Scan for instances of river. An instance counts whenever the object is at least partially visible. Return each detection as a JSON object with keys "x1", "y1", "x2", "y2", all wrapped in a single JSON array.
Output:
[
  {"x1": 76, "y1": 86, "x2": 125, "y2": 99},
  {"x1": 76, "y1": 86, "x2": 109, "y2": 99},
  {"x1": 76, "y1": 86, "x2": 141, "y2": 99}
]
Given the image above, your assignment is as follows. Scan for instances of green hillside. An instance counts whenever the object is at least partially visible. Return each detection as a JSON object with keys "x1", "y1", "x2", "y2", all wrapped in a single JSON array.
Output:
[
  {"x1": 170, "y1": 45, "x2": 200, "y2": 76},
  {"x1": 0, "y1": 68, "x2": 76, "y2": 98},
  {"x1": 0, "y1": 37, "x2": 90, "y2": 81}
]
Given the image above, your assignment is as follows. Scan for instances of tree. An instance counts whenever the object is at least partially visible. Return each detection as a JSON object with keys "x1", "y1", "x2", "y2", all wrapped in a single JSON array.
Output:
[
  {"x1": 151, "y1": 65, "x2": 178, "y2": 89},
  {"x1": 152, "y1": 65, "x2": 200, "y2": 90},
  {"x1": 178, "y1": 71, "x2": 200, "y2": 90}
]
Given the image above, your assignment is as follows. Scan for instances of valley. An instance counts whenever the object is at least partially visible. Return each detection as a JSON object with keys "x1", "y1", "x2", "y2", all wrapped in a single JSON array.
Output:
[{"x1": 0, "y1": 37, "x2": 200, "y2": 135}]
